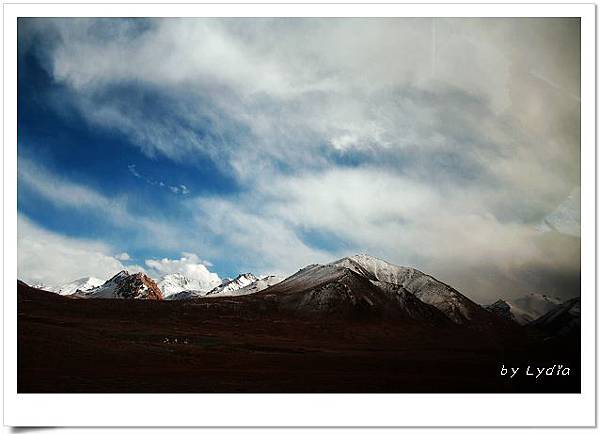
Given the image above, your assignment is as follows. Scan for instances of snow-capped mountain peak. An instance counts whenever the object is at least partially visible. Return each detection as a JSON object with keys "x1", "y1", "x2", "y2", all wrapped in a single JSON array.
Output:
[
  {"x1": 261, "y1": 263, "x2": 450, "y2": 323},
  {"x1": 484, "y1": 299, "x2": 535, "y2": 324},
  {"x1": 206, "y1": 273, "x2": 259, "y2": 297},
  {"x1": 112, "y1": 270, "x2": 130, "y2": 280},
  {"x1": 157, "y1": 273, "x2": 217, "y2": 298},
  {"x1": 237, "y1": 275, "x2": 284, "y2": 296},
  {"x1": 331, "y1": 254, "x2": 413, "y2": 284},
  {"x1": 78, "y1": 270, "x2": 163, "y2": 300},
  {"x1": 329, "y1": 254, "x2": 485, "y2": 324},
  {"x1": 42, "y1": 276, "x2": 105, "y2": 296}
]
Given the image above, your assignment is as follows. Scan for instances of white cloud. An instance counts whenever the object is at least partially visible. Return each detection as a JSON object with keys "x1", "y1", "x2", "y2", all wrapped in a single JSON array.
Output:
[
  {"x1": 145, "y1": 253, "x2": 221, "y2": 289},
  {"x1": 36, "y1": 19, "x2": 579, "y2": 181},
  {"x1": 19, "y1": 157, "x2": 131, "y2": 224},
  {"x1": 125, "y1": 264, "x2": 147, "y2": 275},
  {"x1": 190, "y1": 197, "x2": 336, "y2": 277},
  {"x1": 188, "y1": 167, "x2": 580, "y2": 302},
  {"x1": 17, "y1": 214, "x2": 130, "y2": 286},
  {"x1": 115, "y1": 252, "x2": 131, "y2": 261},
  {"x1": 19, "y1": 157, "x2": 117, "y2": 211},
  {"x1": 538, "y1": 187, "x2": 581, "y2": 237}
]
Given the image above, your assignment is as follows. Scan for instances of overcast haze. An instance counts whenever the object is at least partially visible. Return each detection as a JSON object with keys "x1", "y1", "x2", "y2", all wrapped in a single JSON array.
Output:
[{"x1": 17, "y1": 18, "x2": 580, "y2": 303}]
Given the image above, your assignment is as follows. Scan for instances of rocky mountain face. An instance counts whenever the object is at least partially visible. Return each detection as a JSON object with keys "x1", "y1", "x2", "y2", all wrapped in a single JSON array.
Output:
[
  {"x1": 484, "y1": 300, "x2": 515, "y2": 322},
  {"x1": 260, "y1": 262, "x2": 450, "y2": 324},
  {"x1": 326, "y1": 254, "x2": 492, "y2": 324},
  {"x1": 20, "y1": 253, "x2": 579, "y2": 337},
  {"x1": 76, "y1": 271, "x2": 163, "y2": 300}
]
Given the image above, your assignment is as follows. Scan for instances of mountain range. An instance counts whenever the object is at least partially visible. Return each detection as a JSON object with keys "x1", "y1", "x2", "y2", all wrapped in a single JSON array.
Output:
[
  {"x1": 29, "y1": 253, "x2": 577, "y2": 329},
  {"x1": 18, "y1": 253, "x2": 581, "y2": 393}
]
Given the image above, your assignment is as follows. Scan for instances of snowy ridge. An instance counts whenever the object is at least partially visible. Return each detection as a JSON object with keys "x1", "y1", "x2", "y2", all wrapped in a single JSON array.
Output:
[
  {"x1": 157, "y1": 273, "x2": 215, "y2": 298},
  {"x1": 25, "y1": 254, "x2": 573, "y2": 330},
  {"x1": 262, "y1": 263, "x2": 450, "y2": 323},
  {"x1": 206, "y1": 274, "x2": 282, "y2": 297},
  {"x1": 530, "y1": 297, "x2": 580, "y2": 337},
  {"x1": 206, "y1": 273, "x2": 258, "y2": 296},
  {"x1": 511, "y1": 293, "x2": 562, "y2": 320},
  {"x1": 235, "y1": 275, "x2": 284, "y2": 296},
  {"x1": 43, "y1": 277, "x2": 105, "y2": 296},
  {"x1": 79, "y1": 270, "x2": 163, "y2": 300},
  {"x1": 329, "y1": 254, "x2": 484, "y2": 324},
  {"x1": 484, "y1": 299, "x2": 536, "y2": 325},
  {"x1": 166, "y1": 290, "x2": 206, "y2": 300}
]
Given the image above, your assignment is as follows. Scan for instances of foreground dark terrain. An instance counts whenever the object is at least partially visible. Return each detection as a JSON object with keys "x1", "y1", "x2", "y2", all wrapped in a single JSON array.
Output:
[{"x1": 18, "y1": 282, "x2": 579, "y2": 393}]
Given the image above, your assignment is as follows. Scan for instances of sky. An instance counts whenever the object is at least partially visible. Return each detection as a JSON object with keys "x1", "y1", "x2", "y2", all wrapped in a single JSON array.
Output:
[{"x1": 17, "y1": 18, "x2": 581, "y2": 303}]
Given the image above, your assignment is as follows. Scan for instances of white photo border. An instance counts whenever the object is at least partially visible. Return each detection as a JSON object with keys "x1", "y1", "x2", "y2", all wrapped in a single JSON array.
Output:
[{"x1": 3, "y1": 3, "x2": 595, "y2": 427}]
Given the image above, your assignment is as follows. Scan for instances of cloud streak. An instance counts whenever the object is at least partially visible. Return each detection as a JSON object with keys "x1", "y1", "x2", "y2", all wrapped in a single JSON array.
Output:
[{"x1": 128, "y1": 164, "x2": 190, "y2": 195}]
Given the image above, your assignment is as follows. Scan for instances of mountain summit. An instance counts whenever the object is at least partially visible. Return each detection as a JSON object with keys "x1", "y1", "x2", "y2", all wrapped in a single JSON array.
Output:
[
  {"x1": 260, "y1": 261, "x2": 450, "y2": 323},
  {"x1": 327, "y1": 254, "x2": 488, "y2": 324},
  {"x1": 77, "y1": 270, "x2": 163, "y2": 300},
  {"x1": 157, "y1": 273, "x2": 214, "y2": 299},
  {"x1": 44, "y1": 276, "x2": 105, "y2": 296},
  {"x1": 207, "y1": 272, "x2": 259, "y2": 296},
  {"x1": 24, "y1": 253, "x2": 563, "y2": 330}
]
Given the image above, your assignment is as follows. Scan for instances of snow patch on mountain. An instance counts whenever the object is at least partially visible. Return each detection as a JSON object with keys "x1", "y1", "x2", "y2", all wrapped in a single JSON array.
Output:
[
  {"x1": 79, "y1": 270, "x2": 163, "y2": 300},
  {"x1": 206, "y1": 273, "x2": 258, "y2": 296},
  {"x1": 157, "y1": 273, "x2": 215, "y2": 298},
  {"x1": 166, "y1": 290, "x2": 206, "y2": 300},
  {"x1": 486, "y1": 293, "x2": 563, "y2": 325},
  {"x1": 262, "y1": 263, "x2": 450, "y2": 323},
  {"x1": 484, "y1": 299, "x2": 535, "y2": 325},
  {"x1": 330, "y1": 254, "x2": 484, "y2": 324},
  {"x1": 42, "y1": 277, "x2": 105, "y2": 296},
  {"x1": 206, "y1": 274, "x2": 283, "y2": 297},
  {"x1": 530, "y1": 297, "x2": 580, "y2": 337},
  {"x1": 511, "y1": 293, "x2": 563, "y2": 319},
  {"x1": 239, "y1": 275, "x2": 284, "y2": 295}
]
